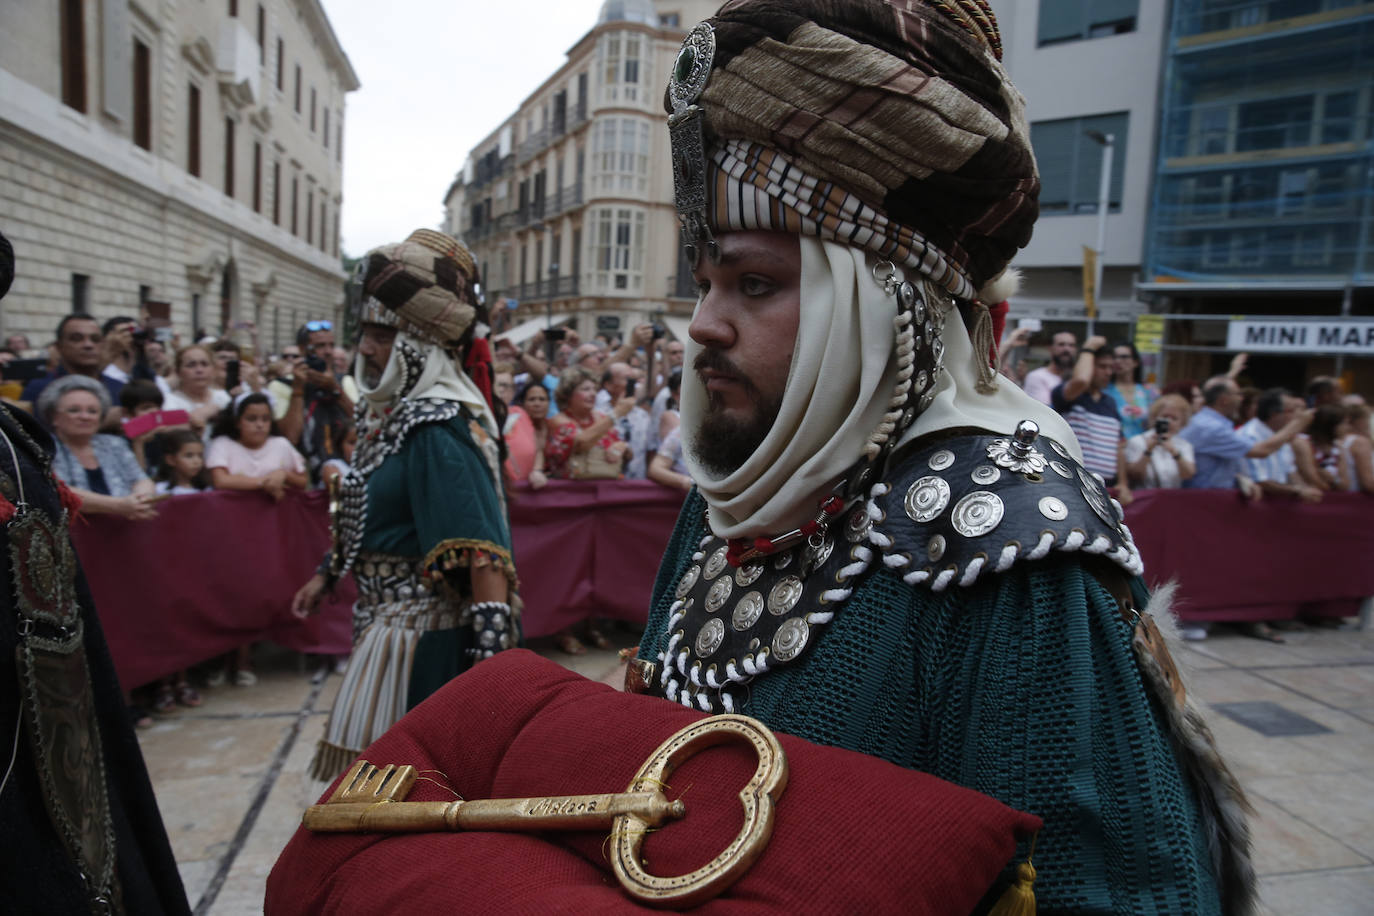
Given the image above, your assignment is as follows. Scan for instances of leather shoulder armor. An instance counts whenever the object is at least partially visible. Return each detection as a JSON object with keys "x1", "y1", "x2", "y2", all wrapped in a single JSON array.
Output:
[{"x1": 870, "y1": 422, "x2": 1143, "y2": 591}]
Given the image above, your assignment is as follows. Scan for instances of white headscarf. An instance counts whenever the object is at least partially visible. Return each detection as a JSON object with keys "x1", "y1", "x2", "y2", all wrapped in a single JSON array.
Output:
[
  {"x1": 681, "y1": 237, "x2": 1081, "y2": 540},
  {"x1": 355, "y1": 331, "x2": 498, "y2": 436}
]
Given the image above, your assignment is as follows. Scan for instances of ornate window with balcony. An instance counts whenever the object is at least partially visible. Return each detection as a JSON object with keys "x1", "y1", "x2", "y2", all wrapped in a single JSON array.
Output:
[
  {"x1": 591, "y1": 116, "x2": 650, "y2": 196},
  {"x1": 589, "y1": 205, "x2": 645, "y2": 293},
  {"x1": 599, "y1": 32, "x2": 651, "y2": 105}
]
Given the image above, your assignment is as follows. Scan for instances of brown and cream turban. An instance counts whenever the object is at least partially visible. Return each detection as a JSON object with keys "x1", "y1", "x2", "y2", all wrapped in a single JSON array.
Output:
[
  {"x1": 355, "y1": 229, "x2": 480, "y2": 350},
  {"x1": 667, "y1": 0, "x2": 1037, "y2": 303}
]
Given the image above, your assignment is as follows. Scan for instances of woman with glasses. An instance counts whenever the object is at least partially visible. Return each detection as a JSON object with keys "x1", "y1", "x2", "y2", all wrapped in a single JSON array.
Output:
[{"x1": 1106, "y1": 342, "x2": 1157, "y2": 439}]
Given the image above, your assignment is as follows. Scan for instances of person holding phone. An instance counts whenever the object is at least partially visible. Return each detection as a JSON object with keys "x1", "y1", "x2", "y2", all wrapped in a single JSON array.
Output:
[
  {"x1": 1124, "y1": 394, "x2": 1197, "y2": 489},
  {"x1": 279, "y1": 320, "x2": 356, "y2": 483}
]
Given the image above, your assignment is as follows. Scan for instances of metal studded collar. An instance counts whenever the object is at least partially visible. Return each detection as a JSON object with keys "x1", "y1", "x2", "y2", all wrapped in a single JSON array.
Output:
[
  {"x1": 869, "y1": 421, "x2": 1143, "y2": 591},
  {"x1": 648, "y1": 421, "x2": 1143, "y2": 715},
  {"x1": 654, "y1": 508, "x2": 875, "y2": 715}
]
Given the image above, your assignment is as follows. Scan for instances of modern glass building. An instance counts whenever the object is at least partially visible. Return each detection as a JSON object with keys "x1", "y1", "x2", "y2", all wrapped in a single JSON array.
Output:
[{"x1": 1141, "y1": 0, "x2": 1374, "y2": 384}]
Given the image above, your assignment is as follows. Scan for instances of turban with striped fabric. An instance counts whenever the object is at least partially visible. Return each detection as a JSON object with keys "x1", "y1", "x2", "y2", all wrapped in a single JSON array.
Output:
[
  {"x1": 355, "y1": 229, "x2": 480, "y2": 350},
  {"x1": 667, "y1": 0, "x2": 1037, "y2": 303}
]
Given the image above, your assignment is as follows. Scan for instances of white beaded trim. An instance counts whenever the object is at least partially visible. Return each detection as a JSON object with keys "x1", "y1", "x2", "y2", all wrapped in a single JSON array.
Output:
[{"x1": 872, "y1": 511, "x2": 1145, "y2": 593}]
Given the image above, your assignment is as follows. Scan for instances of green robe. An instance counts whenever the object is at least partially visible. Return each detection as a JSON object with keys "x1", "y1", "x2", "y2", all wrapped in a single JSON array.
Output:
[
  {"x1": 311, "y1": 412, "x2": 519, "y2": 782},
  {"x1": 639, "y1": 490, "x2": 1222, "y2": 915},
  {"x1": 359, "y1": 416, "x2": 515, "y2": 707}
]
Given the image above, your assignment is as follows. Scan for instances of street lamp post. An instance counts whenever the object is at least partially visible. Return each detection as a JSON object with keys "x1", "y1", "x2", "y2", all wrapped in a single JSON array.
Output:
[{"x1": 1085, "y1": 130, "x2": 1114, "y2": 339}]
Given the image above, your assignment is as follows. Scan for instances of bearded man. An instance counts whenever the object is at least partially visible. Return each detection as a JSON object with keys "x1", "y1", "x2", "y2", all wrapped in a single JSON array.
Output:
[
  {"x1": 291, "y1": 229, "x2": 519, "y2": 781},
  {"x1": 627, "y1": 2, "x2": 1254, "y2": 912}
]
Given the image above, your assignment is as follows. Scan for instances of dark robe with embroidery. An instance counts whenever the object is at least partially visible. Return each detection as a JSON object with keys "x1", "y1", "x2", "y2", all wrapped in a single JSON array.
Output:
[{"x1": 0, "y1": 405, "x2": 189, "y2": 914}]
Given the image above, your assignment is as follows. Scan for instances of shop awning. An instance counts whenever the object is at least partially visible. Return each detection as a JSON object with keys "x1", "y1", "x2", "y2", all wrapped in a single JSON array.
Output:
[
  {"x1": 661, "y1": 315, "x2": 692, "y2": 345},
  {"x1": 493, "y1": 313, "x2": 572, "y2": 347}
]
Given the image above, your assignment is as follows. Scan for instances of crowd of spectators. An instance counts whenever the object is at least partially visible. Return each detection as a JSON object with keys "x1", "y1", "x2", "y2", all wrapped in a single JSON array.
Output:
[
  {"x1": 15, "y1": 305, "x2": 1374, "y2": 694},
  {"x1": 1, "y1": 312, "x2": 357, "y2": 722},
  {"x1": 1004, "y1": 326, "x2": 1374, "y2": 640},
  {"x1": 488, "y1": 321, "x2": 690, "y2": 653}
]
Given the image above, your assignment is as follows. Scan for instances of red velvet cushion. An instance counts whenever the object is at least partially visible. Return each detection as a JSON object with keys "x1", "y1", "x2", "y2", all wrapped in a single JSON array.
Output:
[{"x1": 267, "y1": 650, "x2": 1038, "y2": 914}]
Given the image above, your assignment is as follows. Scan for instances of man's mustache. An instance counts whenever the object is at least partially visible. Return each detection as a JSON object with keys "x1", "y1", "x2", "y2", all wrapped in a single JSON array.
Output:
[{"x1": 693, "y1": 348, "x2": 757, "y2": 395}]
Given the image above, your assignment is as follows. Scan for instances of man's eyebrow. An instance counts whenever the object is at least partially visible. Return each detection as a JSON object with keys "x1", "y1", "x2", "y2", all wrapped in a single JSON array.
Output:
[{"x1": 715, "y1": 245, "x2": 791, "y2": 267}]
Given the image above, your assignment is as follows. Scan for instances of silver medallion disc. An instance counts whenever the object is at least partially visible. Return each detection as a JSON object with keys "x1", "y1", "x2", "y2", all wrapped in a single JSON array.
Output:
[
  {"x1": 734, "y1": 562, "x2": 764, "y2": 587},
  {"x1": 1049, "y1": 460, "x2": 1073, "y2": 479},
  {"x1": 1077, "y1": 468, "x2": 1116, "y2": 525},
  {"x1": 695, "y1": 617, "x2": 725, "y2": 657},
  {"x1": 703, "y1": 545, "x2": 729, "y2": 580},
  {"x1": 773, "y1": 551, "x2": 794, "y2": 571},
  {"x1": 904, "y1": 475, "x2": 952, "y2": 523},
  {"x1": 767, "y1": 576, "x2": 804, "y2": 616},
  {"x1": 732, "y1": 590, "x2": 765, "y2": 630},
  {"x1": 804, "y1": 537, "x2": 834, "y2": 569},
  {"x1": 705, "y1": 575, "x2": 733, "y2": 613},
  {"x1": 928, "y1": 533, "x2": 947, "y2": 562},
  {"x1": 951, "y1": 491, "x2": 1005, "y2": 538},
  {"x1": 1049, "y1": 438, "x2": 1070, "y2": 459},
  {"x1": 1038, "y1": 496, "x2": 1069, "y2": 521},
  {"x1": 971, "y1": 465, "x2": 1001, "y2": 485},
  {"x1": 771, "y1": 617, "x2": 810, "y2": 662},
  {"x1": 928, "y1": 449, "x2": 956, "y2": 471},
  {"x1": 845, "y1": 506, "x2": 872, "y2": 543},
  {"x1": 675, "y1": 564, "x2": 701, "y2": 599}
]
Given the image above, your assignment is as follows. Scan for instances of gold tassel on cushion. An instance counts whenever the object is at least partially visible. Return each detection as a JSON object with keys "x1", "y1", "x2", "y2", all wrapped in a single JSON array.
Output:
[{"x1": 988, "y1": 834, "x2": 1036, "y2": 916}]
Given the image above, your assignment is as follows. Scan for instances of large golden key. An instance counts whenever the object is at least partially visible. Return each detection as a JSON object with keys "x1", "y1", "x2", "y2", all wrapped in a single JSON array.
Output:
[{"x1": 301, "y1": 714, "x2": 787, "y2": 908}]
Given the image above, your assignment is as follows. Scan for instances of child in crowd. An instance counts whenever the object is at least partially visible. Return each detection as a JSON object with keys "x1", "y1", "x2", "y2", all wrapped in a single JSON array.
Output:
[
  {"x1": 143, "y1": 433, "x2": 207, "y2": 712},
  {"x1": 205, "y1": 393, "x2": 308, "y2": 686},
  {"x1": 119, "y1": 379, "x2": 168, "y2": 471},
  {"x1": 155, "y1": 428, "x2": 211, "y2": 495},
  {"x1": 320, "y1": 421, "x2": 356, "y2": 489},
  {"x1": 206, "y1": 392, "x2": 308, "y2": 500}
]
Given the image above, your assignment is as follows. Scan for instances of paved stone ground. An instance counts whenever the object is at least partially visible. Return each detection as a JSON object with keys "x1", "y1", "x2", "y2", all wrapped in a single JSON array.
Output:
[{"x1": 137, "y1": 623, "x2": 1374, "y2": 914}]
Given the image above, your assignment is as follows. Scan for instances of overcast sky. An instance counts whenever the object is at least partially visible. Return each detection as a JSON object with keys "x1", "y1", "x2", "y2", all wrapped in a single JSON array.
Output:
[{"x1": 322, "y1": 0, "x2": 609, "y2": 257}]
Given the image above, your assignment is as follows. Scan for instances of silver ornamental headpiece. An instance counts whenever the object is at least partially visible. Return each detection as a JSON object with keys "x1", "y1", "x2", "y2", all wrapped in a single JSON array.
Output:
[{"x1": 668, "y1": 23, "x2": 717, "y2": 269}]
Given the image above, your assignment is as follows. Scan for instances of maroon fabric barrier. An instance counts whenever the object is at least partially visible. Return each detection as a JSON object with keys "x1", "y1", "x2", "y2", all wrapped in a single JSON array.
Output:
[
  {"x1": 72, "y1": 490, "x2": 355, "y2": 690},
  {"x1": 74, "y1": 481, "x2": 686, "y2": 688},
  {"x1": 1124, "y1": 488, "x2": 1374, "y2": 622},
  {"x1": 508, "y1": 479, "x2": 687, "y2": 637}
]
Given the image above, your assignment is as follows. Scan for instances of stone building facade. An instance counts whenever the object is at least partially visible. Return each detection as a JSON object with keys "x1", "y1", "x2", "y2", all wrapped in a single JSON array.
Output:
[
  {"x1": 446, "y1": 0, "x2": 718, "y2": 344},
  {"x1": 0, "y1": 0, "x2": 358, "y2": 352}
]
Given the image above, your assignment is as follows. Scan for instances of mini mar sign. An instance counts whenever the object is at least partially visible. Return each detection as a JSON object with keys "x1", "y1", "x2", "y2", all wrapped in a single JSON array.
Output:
[{"x1": 1226, "y1": 319, "x2": 1374, "y2": 355}]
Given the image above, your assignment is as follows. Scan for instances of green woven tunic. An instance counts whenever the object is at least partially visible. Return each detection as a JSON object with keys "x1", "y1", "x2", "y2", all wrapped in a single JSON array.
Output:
[
  {"x1": 639, "y1": 491, "x2": 1222, "y2": 915},
  {"x1": 358, "y1": 417, "x2": 515, "y2": 708}
]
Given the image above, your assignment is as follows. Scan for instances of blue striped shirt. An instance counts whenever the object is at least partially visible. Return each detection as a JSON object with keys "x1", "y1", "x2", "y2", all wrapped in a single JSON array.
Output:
[{"x1": 1051, "y1": 385, "x2": 1122, "y2": 482}]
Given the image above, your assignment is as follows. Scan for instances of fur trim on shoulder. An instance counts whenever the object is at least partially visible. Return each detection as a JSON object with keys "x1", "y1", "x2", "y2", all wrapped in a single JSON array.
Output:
[
  {"x1": 976, "y1": 267, "x2": 1022, "y2": 305},
  {"x1": 1137, "y1": 581, "x2": 1258, "y2": 916}
]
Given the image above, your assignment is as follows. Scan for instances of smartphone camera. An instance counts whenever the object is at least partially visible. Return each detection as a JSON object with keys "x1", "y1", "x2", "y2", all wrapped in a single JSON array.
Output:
[
  {"x1": 651, "y1": 325, "x2": 666, "y2": 341},
  {"x1": 224, "y1": 359, "x2": 241, "y2": 391},
  {"x1": 544, "y1": 327, "x2": 567, "y2": 342},
  {"x1": 1155, "y1": 418, "x2": 1170, "y2": 436}
]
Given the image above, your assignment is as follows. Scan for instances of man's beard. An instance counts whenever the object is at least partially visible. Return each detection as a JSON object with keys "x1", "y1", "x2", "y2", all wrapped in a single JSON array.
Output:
[
  {"x1": 1053, "y1": 351, "x2": 1076, "y2": 371},
  {"x1": 361, "y1": 360, "x2": 383, "y2": 387},
  {"x1": 687, "y1": 349, "x2": 784, "y2": 478}
]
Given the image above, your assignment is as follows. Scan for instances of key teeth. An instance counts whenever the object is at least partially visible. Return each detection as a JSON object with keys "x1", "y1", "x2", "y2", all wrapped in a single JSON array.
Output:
[{"x1": 328, "y1": 760, "x2": 418, "y2": 803}]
